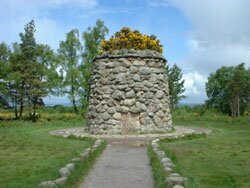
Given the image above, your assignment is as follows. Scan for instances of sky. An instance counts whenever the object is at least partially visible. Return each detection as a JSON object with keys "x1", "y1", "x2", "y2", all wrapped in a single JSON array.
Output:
[{"x1": 1, "y1": 0, "x2": 250, "y2": 105}]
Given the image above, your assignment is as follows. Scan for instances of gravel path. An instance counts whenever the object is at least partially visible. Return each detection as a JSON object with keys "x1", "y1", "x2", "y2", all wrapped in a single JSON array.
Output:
[{"x1": 79, "y1": 144, "x2": 153, "y2": 188}]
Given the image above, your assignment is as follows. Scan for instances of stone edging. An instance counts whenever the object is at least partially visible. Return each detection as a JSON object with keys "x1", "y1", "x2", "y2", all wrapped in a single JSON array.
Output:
[
  {"x1": 151, "y1": 137, "x2": 189, "y2": 188},
  {"x1": 38, "y1": 139, "x2": 103, "y2": 188},
  {"x1": 94, "y1": 49, "x2": 166, "y2": 61}
]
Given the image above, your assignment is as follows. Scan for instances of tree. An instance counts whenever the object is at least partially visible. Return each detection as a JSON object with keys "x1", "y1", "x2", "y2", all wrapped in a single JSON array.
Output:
[
  {"x1": 206, "y1": 63, "x2": 250, "y2": 117},
  {"x1": 0, "y1": 42, "x2": 11, "y2": 108},
  {"x1": 80, "y1": 20, "x2": 108, "y2": 109},
  {"x1": 166, "y1": 64, "x2": 186, "y2": 110},
  {"x1": 6, "y1": 20, "x2": 58, "y2": 120},
  {"x1": 58, "y1": 29, "x2": 82, "y2": 114}
]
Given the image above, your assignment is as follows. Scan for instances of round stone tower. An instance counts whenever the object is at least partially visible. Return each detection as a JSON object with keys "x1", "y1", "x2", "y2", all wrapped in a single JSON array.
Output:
[{"x1": 86, "y1": 50, "x2": 172, "y2": 134}]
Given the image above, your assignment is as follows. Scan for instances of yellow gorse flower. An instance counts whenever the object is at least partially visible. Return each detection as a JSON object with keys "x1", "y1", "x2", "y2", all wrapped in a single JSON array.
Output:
[{"x1": 101, "y1": 27, "x2": 163, "y2": 53}]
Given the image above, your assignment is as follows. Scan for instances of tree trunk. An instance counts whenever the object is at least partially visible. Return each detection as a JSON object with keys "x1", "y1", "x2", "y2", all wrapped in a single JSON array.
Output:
[
  {"x1": 19, "y1": 97, "x2": 24, "y2": 120},
  {"x1": 237, "y1": 94, "x2": 240, "y2": 117},
  {"x1": 71, "y1": 85, "x2": 78, "y2": 114}
]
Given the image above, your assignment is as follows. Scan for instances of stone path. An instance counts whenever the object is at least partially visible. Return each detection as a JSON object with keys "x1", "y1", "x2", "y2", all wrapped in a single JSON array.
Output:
[
  {"x1": 79, "y1": 144, "x2": 153, "y2": 188},
  {"x1": 49, "y1": 126, "x2": 212, "y2": 188}
]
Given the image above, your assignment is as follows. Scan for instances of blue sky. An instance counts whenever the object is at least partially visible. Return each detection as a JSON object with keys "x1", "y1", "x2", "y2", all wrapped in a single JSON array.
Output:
[{"x1": 1, "y1": 0, "x2": 250, "y2": 105}]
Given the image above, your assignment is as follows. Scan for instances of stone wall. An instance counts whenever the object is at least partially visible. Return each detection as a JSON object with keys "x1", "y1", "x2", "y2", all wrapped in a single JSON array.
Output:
[{"x1": 86, "y1": 50, "x2": 172, "y2": 134}]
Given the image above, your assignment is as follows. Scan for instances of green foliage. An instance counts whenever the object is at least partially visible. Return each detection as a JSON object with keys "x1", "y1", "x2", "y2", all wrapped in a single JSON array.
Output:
[
  {"x1": 147, "y1": 145, "x2": 166, "y2": 188},
  {"x1": 0, "y1": 20, "x2": 59, "y2": 120},
  {"x1": 166, "y1": 64, "x2": 186, "y2": 110},
  {"x1": 0, "y1": 42, "x2": 11, "y2": 108},
  {"x1": 206, "y1": 63, "x2": 250, "y2": 117},
  {"x1": 80, "y1": 20, "x2": 108, "y2": 109},
  {"x1": 58, "y1": 20, "x2": 108, "y2": 115},
  {"x1": 101, "y1": 27, "x2": 163, "y2": 53},
  {"x1": 58, "y1": 29, "x2": 82, "y2": 114}
]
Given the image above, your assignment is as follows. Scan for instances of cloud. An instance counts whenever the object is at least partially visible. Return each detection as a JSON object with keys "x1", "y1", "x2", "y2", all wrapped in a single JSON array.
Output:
[
  {"x1": 149, "y1": 0, "x2": 250, "y2": 103},
  {"x1": 182, "y1": 72, "x2": 207, "y2": 103},
  {"x1": 164, "y1": 0, "x2": 250, "y2": 72},
  {"x1": 0, "y1": 0, "x2": 98, "y2": 49}
]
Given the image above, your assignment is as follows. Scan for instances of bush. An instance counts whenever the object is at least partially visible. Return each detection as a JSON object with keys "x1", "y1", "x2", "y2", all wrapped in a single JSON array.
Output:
[{"x1": 101, "y1": 27, "x2": 163, "y2": 53}]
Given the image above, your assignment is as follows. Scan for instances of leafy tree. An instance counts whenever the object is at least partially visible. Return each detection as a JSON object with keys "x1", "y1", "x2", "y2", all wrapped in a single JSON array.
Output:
[
  {"x1": 5, "y1": 20, "x2": 58, "y2": 120},
  {"x1": 0, "y1": 42, "x2": 11, "y2": 108},
  {"x1": 166, "y1": 64, "x2": 186, "y2": 110},
  {"x1": 58, "y1": 29, "x2": 82, "y2": 114},
  {"x1": 80, "y1": 20, "x2": 108, "y2": 109},
  {"x1": 206, "y1": 63, "x2": 250, "y2": 117}
]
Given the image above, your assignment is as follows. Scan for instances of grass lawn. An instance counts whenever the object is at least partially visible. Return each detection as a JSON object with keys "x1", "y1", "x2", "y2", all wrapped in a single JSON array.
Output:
[
  {"x1": 0, "y1": 120, "x2": 94, "y2": 188},
  {"x1": 159, "y1": 115, "x2": 250, "y2": 188}
]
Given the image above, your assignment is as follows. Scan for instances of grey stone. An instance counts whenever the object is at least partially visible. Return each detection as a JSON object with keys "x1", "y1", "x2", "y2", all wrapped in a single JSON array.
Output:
[
  {"x1": 163, "y1": 162, "x2": 176, "y2": 168},
  {"x1": 80, "y1": 151, "x2": 90, "y2": 159},
  {"x1": 124, "y1": 99, "x2": 136, "y2": 106},
  {"x1": 161, "y1": 157, "x2": 171, "y2": 164},
  {"x1": 112, "y1": 90, "x2": 124, "y2": 100},
  {"x1": 100, "y1": 112, "x2": 111, "y2": 121},
  {"x1": 102, "y1": 86, "x2": 113, "y2": 95},
  {"x1": 166, "y1": 176, "x2": 187, "y2": 187},
  {"x1": 133, "y1": 74, "x2": 141, "y2": 82},
  {"x1": 71, "y1": 157, "x2": 81, "y2": 162},
  {"x1": 145, "y1": 91, "x2": 154, "y2": 99},
  {"x1": 140, "y1": 116, "x2": 152, "y2": 125},
  {"x1": 107, "y1": 119, "x2": 119, "y2": 125},
  {"x1": 59, "y1": 167, "x2": 71, "y2": 177},
  {"x1": 173, "y1": 185, "x2": 185, "y2": 188},
  {"x1": 148, "y1": 112, "x2": 154, "y2": 117},
  {"x1": 152, "y1": 68, "x2": 163, "y2": 73},
  {"x1": 105, "y1": 62, "x2": 116, "y2": 68},
  {"x1": 38, "y1": 181, "x2": 56, "y2": 188},
  {"x1": 116, "y1": 73, "x2": 127, "y2": 84},
  {"x1": 125, "y1": 90, "x2": 135, "y2": 98},
  {"x1": 119, "y1": 58, "x2": 131, "y2": 67},
  {"x1": 130, "y1": 102, "x2": 147, "y2": 113},
  {"x1": 96, "y1": 105, "x2": 107, "y2": 113},
  {"x1": 130, "y1": 66, "x2": 138, "y2": 73},
  {"x1": 117, "y1": 84, "x2": 128, "y2": 90},
  {"x1": 113, "y1": 113, "x2": 121, "y2": 120},
  {"x1": 108, "y1": 107, "x2": 116, "y2": 114},
  {"x1": 113, "y1": 66, "x2": 127, "y2": 73},
  {"x1": 154, "y1": 116, "x2": 163, "y2": 126},
  {"x1": 156, "y1": 110, "x2": 164, "y2": 118},
  {"x1": 65, "y1": 163, "x2": 75, "y2": 172},
  {"x1": 115, "y1": 105, "x2": 129, "y2": 113},
  {"x1": 54, "y1": 177, "x2": 67, "y2": 185},
  {"x1": 133, "y1": 60, "x2": 145, "y2": 66},
  {"x1": 139, "y1": 67, "x2": 151, "y2": 75},
  {"x1": 169, "y1": 173, "x2": 181, "y2": 177},
  {"x1": 164, "y1": 167, "x2": 173, "y2": 174},
  {"x1": 155, "y1": 90, "x2": 164, "y2": 99},
  {"x1": 143, "y1": 80, "x2": 153, "y2": 88}
]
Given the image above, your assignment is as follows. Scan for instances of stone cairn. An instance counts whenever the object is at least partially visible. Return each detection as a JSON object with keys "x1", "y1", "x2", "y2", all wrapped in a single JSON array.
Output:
[{"x1": 86, "y1": 49, "x2": 173, "y2": 134}]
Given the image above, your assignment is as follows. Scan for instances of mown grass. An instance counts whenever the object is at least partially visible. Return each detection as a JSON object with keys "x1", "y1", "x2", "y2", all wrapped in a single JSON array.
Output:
[
  {"x1": 159, "y1": 112, "x2": 250, "y2": 188},
  {"x1": 0, "y1": 119, "x2": 95, "y2": 188},
  {"x1": 148, "y1": 144, "x2": 166, "y2": 188}
]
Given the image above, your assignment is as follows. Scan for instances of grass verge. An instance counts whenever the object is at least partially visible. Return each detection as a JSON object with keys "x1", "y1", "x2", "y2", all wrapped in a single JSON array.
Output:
[
  {"x1": 148, "y1": 134, "x2": 206, "y2": 188},
  {"x1": 147, "y1": 144, "x2": 166, "y2": 188},
  {"x1": 161, "y1": 115, "x2": 250, "y2": 188},
  {"x1": 0, "y1": 120, "x2": 94, "y2": 188}
]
